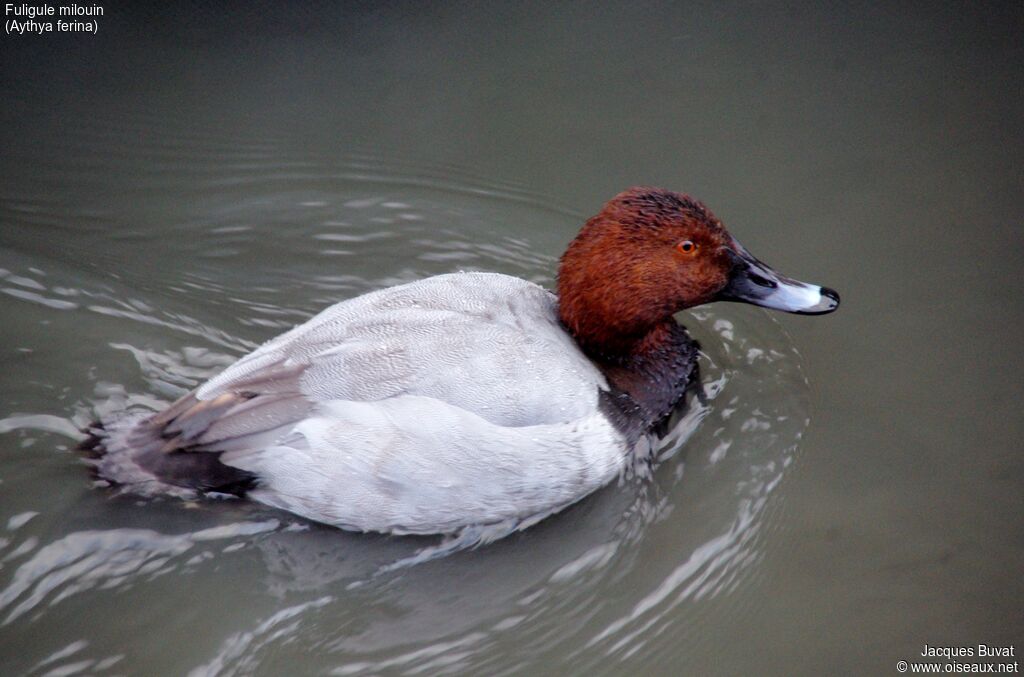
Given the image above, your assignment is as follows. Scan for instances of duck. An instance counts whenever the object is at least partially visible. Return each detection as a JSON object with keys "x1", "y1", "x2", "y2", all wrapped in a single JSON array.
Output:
[{"x1": 82, "y1": 187, "x2": 839, "y2": 536}]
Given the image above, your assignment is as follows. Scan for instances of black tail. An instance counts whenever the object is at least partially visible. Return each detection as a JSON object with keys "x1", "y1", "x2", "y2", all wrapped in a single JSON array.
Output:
[{"x1": 79, "y1": 411, "x2": 257, "y2": 498}]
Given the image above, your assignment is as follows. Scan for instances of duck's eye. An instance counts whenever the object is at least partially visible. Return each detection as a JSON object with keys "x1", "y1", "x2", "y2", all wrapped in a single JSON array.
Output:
[{"x1": 677, "y1": 240, "x2": 698, "y2": 255}]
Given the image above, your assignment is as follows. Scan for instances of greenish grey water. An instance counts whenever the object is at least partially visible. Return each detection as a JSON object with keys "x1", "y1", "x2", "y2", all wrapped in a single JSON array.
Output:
[{"x1": 1, "y1": 3, "x2": 1021, "y2": 675}]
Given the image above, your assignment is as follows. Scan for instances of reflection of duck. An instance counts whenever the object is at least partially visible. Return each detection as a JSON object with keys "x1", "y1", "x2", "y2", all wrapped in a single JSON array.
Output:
[{"x1": 82, "y1": 188, "x2": 838, "y2": 535}]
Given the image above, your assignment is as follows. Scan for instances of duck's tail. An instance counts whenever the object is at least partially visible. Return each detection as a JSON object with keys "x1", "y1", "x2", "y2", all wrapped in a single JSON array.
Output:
[{"x1": 79, "y1": 396, "x2": 265, "y2": 498}]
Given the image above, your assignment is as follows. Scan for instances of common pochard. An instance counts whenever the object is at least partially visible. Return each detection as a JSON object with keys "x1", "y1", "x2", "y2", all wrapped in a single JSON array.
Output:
[{"x1": 83, "y1": 188, "x2": 839, "y2": 536}]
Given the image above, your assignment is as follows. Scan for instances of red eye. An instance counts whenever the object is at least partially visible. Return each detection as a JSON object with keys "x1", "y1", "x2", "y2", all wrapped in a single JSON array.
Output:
[{"x1": 677, "y1": 240, "x2": 698, "y2": 254}]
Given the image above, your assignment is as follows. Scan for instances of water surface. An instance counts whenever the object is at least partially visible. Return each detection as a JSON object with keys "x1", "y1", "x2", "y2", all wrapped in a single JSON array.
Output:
[{"x1": 1, "y1": 2, "x2": 1021, "y2": 675}]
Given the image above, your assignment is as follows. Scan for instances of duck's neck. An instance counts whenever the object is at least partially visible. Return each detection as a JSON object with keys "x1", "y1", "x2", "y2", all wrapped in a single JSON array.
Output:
[{"x1": 573, "y1": 318, "x2": 700, "y2": 440}]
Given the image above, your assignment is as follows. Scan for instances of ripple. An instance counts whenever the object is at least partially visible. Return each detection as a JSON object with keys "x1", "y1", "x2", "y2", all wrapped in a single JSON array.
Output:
[
  {"x1": 189, "y1": 596, "x2": 334, "y2": 677},
  {"x1": 0, "y1": 521, "x2": 279, "y2": 626},
  {"x1": 0, "y1": 415, "x2": 81, "y2": 438}
]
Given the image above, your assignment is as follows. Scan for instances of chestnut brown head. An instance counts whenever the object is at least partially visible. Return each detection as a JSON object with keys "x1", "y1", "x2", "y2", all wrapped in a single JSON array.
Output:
[{"x1": 557, "y1": 187, "x2": 838, "y2": 356}]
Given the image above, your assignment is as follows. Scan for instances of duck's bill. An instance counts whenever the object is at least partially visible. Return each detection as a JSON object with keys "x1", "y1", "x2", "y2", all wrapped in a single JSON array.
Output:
[{"x1": 719, "y1": 240, "x2": 840, "y2": 315}]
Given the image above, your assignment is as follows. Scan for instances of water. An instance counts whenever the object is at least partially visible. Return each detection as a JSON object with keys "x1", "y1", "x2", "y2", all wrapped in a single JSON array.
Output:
[{"x1": 1, "y1": 3, "x2": 1022, "y2": 675}]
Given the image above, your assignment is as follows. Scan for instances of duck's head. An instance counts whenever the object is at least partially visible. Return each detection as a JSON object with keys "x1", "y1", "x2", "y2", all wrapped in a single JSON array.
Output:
[{"x1": 557, "y1": 187, "x2": 839, "y2": 356}]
